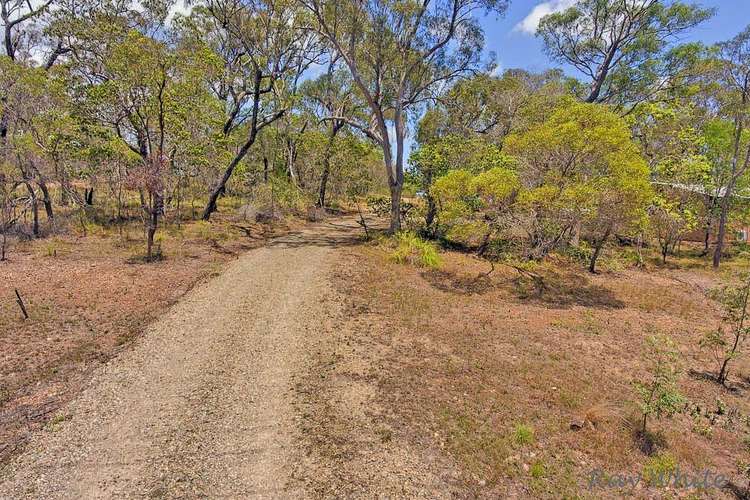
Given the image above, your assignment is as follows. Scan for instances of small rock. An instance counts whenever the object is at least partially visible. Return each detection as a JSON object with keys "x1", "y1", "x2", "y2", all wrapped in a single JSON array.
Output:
[{"x1": 570, "y1": 418, "x2": 586, "y2": 431}]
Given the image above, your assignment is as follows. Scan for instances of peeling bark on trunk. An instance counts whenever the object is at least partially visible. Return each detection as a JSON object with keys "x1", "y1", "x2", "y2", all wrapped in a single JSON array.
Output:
[{"x1": 389, "y1": 182, "x2": 403, "y2": 233}]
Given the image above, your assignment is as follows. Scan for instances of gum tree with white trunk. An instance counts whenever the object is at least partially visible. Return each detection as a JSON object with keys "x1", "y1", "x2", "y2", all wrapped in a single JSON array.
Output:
[{"x1": 300, "y1": 0, "x2": 509, "y2": 232}]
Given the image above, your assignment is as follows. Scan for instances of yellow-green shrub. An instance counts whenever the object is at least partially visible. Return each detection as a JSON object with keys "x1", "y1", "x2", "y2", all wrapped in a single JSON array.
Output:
[{"x1": 389, "y1": 232, "x2": 441, "y2": 269}]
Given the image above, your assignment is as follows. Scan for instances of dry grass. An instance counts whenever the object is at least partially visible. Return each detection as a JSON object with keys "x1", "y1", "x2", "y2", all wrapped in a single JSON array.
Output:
[{"x1": 333, "y1": 241, "x2": 750, "y2": 498}]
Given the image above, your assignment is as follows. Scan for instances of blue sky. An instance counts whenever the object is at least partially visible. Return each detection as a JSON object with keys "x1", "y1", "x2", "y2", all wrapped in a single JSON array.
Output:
[
  {"x1": 400, "y1": 1, "x2": 749, "y2": 156},
  {"x1": 482, "y1": 0, "x2": 750, "y2": 76}
]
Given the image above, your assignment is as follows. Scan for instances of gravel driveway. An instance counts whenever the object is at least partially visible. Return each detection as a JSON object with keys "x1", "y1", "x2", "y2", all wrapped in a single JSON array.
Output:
[{"x1": 0, "y1": 221, "x2": 359, "y2": 498}]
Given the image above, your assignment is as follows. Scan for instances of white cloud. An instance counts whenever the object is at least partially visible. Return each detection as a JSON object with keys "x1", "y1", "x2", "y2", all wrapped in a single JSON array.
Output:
[
  {"x1": 491, "y1": 61, "x2": 504, "y2": 77},
  {"x1": 166, "y1": 1, "x2": 194, "y2": 25},
  {"x1": 514, "y1": 0, "x2": 577, "y2": 35}
]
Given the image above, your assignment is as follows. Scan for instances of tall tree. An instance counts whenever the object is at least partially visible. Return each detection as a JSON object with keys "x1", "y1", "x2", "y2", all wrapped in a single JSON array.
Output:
[
  {"x1": 302, "y1": 59, "x2": 360, "y2": 207},
  {"x1": 1, "y1": 0, "x2": 54, "y2": 61},
  {"x1": 186, "y1": 0, "x2": 318, "y2": 220},
  {"x1": 1, "y1": 0, "x2": 56, "y2": 142},
  {"x1": 537, "y1": 0, "x2": 712, "y2": 108},
  {"x1": 711, "y1": 26, "x2": 750, "y2": 268},
  {"x1": 301, "y1": 0, "x2": 509, "y2": 232}
]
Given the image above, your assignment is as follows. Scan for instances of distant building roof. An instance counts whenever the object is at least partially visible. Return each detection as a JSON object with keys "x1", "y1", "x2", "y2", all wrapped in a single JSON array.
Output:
[{"x1": 651, "y1": 181, "x2": 750, "y2": 200}]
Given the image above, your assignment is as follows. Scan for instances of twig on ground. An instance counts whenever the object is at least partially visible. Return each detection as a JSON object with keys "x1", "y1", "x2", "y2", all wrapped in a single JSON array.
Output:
[
  {"x1": 356, "y1": 205, "x2": 370, "y2": 239},
  {"x1": 15, "y1": 289, "x2": 28, "y2": 320}
]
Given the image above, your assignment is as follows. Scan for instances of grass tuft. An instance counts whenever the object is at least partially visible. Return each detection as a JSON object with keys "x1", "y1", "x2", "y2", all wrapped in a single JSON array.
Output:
[
  {"x1": 642, "y1": 452, "x2": 677, "y2": 486},
  {"x1": 388, "y1": 232, "x2": 442, "y2": 269},
  {"x1": 529, "y1": 460, "x2": 546, "y2": 479},
  {"x1": 512, "y1": 423, "x2": 534, "y2": 446}
]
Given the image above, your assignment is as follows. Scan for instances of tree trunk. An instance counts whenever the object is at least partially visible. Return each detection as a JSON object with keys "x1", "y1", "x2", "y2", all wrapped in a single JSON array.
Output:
[
  {"x1": 714, "y1": 100, "x2": 749, "y2": 269},
  {"x1": 317, "y1": 165, "x2": 330, "y2": 208},
  {"x1": 700, "y1": 220, "x2": 711, "y2": 257},
  {"x1": 1, "y1": 228, "x2": 6, "y2": 261},
  {"x1": 317, "y1": 122, "x2": 340, "y2": 208},
  {"x1": 203, "y1": 131, "x2": 258, "y2": 221},
  {"x1": 146, "y1": 221, "x2": 155, "y2": 261},
  {"x1": 477, "y1": 231, "x2": 492, "y2": 256},
  {"x1": 286, "y1": 138, "x2": 298, "y2": 186},
  {"x1": 713, "y1": 197, "x2": 730, "y2": 269},
  {"x1": 571, "y1": 220, "x2": 582, "y2": 246},
  {"x1": 387, "y1": 109, "x2": 406, "y2": 234},
  {"x1": 589, "y1": 225, "x2": 612, "y2": 274},
  {"x1": 146, "y1": 191, "x2": 162, "y2": 261},
  {"x1": 389, "y1": 181, "x2": 403, "y2": 233},
  {"x1": 21, "y1": 182, "x2": 40, "y2": 237},
  {"x1": 0, "y1": 96, "x2": 8, "y2": 143},
  {"x1": 203, "y1": 69, "x2": 280, "y2": 221},
  {"x1": 425, "y1": 194, "x2": 437, "y2": 232},
  {"x1": 585, "y1": 44, "x2": 618, "y2": 103},
  {"x1": 37, "y1": 180, "x2": 54, "y2": 221},
  {"x1": 718, "y1": 358, "x2": 730, "y2": 386}
]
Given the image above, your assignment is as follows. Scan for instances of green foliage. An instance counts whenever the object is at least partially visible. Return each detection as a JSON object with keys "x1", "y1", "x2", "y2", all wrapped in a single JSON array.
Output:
[
  {"x1": 248, "y1": 174, "x2": 309, "y2": 214},
  {"x1": 529, "y1": 460, "x2": 546, "y2": 479},
  {"x1": 642, "y1": 452, "x2": 678, "y2": 486},
  {"x1": 633, "y1": 335, "x2": 686, "y2": 434},
  {"x1": 505, "y1": 100, "x2": 652, "y2": 258},
  {"x1": 431, "y1": 163, "x2": 519, "y2": 245},
  {"x1": 388, "y1": 232, "x2": 441, "y2": 269},
  {"x1": 409, "y1": 137, "x2": 515, "y2": 200},
  {"x1": 511, "y1": 423, "x2": 534, "y2": 447}
]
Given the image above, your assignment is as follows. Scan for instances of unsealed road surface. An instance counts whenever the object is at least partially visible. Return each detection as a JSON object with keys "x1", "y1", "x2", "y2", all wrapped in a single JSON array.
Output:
[{"x1": 0, "y1": 221, "x2": 359, "y2": 498}]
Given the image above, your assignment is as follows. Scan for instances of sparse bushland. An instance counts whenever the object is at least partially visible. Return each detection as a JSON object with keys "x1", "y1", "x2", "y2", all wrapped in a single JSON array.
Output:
[
  {"x1": 3, "y1": 0, "x2": 750, "y2": 496},
  {"x1": 341, "y1": 237, "x2": 750, "y2": 497}
]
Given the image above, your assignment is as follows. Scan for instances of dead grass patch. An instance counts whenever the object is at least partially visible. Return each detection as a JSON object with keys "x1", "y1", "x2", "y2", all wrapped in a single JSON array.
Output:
[{"x1": 331, "y1": 241, "x2": 750, "y2": 498}]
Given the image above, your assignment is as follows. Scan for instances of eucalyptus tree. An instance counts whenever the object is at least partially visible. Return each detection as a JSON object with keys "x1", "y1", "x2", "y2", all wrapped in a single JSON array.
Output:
[
  {"x1": 74, "y1": 25, "x2": 216, "y2": 259},
  {"x1": 1, "y1": 0, "x2": 56, "y2": 143},
  {"x1": 537, "y1": 0, "x2": 712, "y2": 108},
  {"x1": 420, "y1": 69, "x2": 569, "y2": 143},
  {"x1": 1, "y1": 0, "x2": 55, "y2": 61},
  {"x1": 711, "y1": 26, "x2": 750, "y2": 268},
  {"x1": 300, "y1": 0, "x2": 509, "y2": 232},
  {"x1": 301, "y1": 59, "x2": 362, "y2": 207},
  {"x1": 180, "y1": 0, "x2": 319, "y2": 220}
]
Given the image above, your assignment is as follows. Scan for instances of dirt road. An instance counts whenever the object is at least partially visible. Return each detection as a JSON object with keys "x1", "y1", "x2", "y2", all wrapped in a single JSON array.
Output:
[{"x1": 0, "y1": 221, "x2": 363, "y2": 498}]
